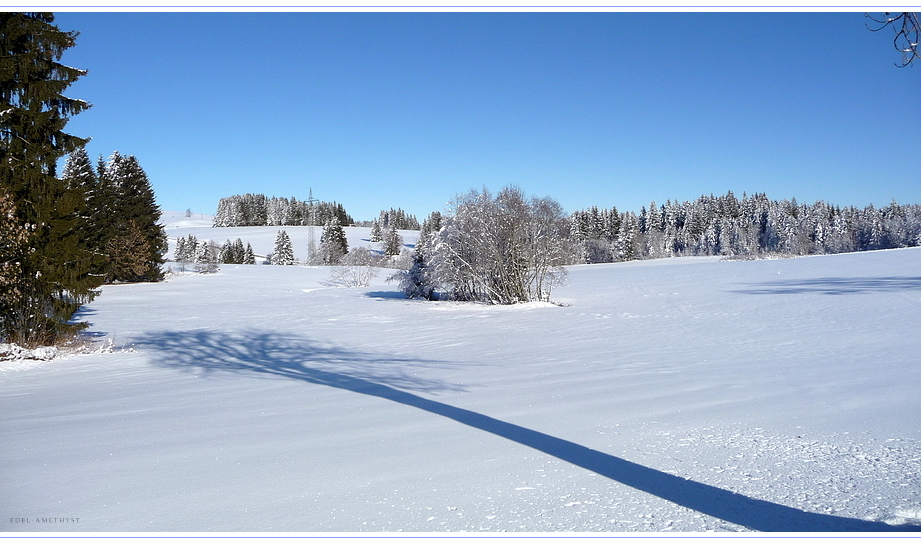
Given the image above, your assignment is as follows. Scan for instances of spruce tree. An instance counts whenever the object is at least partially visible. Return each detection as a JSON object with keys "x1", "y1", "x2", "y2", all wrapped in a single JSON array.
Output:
[
  {"x1": 273, "y1": 230, "x2": 295, "y2": 265},
  {"x1": 95, "y1": 152, "x2": 167, "y2": 282},
  {"x1": 243, "y1": 243, "x2": 255, "y2": 265},
  {"x1": 175, "y1": 234, "x2": 197, "y2": 271},
  {"x1": 233, "y1": 239, "x2": 245, "y2": 263},
  {"x1": 319, "y1": 216, "x2": 348, "y2": 265},
  {"x1": 0, "y1": 13, "x2": 102, "y2": 345},
  {"x1": 219, "y1": 240, "x2": 234, "y2": 264},
  {"x1": 60, "y1": 147, "x2": 97, "y2": 238},
  {"x1": 369, "y1": 220, "x2": 382, "y2": 242},
  {"x1": 382, "y1": 226, "x2": 403, "y2": 256},
  {"x1": 194, "y1": 240, "x2": 219, "y2": 273},
  {"x1": 0, "y1": 189, "x2": 29, "y2": 319}
]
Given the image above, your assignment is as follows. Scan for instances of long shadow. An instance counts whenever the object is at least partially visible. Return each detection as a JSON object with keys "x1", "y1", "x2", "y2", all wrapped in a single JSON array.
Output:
[
  {"x1": 734, "y1": 276, "x2": 921, "y2": 295},
  {"x1": 365, "y1": 290, "x2": 415, "y2": 300},
  {"x1": 137, "y1": 329, "x2": 919, "y2": 532}
]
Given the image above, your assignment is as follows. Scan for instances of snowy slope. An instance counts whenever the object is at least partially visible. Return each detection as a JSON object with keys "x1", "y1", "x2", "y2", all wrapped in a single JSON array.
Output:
[
  {"x1": 159, "y1": 211, "x2": 419, "y2": 262},
  {"x1": 1, "y1": 247, "x2": 920, "y2": 532}
]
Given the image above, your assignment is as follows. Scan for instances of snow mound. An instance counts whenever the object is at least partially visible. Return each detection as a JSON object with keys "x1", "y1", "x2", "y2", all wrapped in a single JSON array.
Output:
[
  {"x1": 0, "y1": 343, "x2": 58, "y2": 371},
  {"x1": 0, "y1": 343, "x2": 58, "y2": 361},
  {"x1": 0, "y1": 338, "x2": 135, "y2": 372}
]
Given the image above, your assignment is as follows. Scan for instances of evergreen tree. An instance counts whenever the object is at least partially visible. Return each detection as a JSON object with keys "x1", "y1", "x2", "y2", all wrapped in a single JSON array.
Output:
[
  {"x1": 104, "y1": 221, "x2": 151, "y2": 282},
  {"x1": 273, "y1": 230, "x2": 295, "y2": 265},
  {"x1": 243, "y1": 243, "x2": 256, "y2": 265},
  {"x1": 382, "y1": 226, "x2": 403, "y2": 256},
  {"x1": 393, "y1": 243, "x2": 436, "y2": 300},
  {"x1": 420, "y1": 211, "x2": 442, "y2": 241},
  {"x1": 0, "y1": 13, "x2": 101, "y2": 345},
  {"x1": 194, "y1": 240, "x2": 219, "y2": 273},
  {"x1": 174, "y1": 234, "x2": 197, "y2": 271},
  {"x1": 60, "y1": 147, "x2": 98, "y2": 244},
  {"x1": 174, "y1": 236, "x2": 186, "y2": 265},
  {"x1": 319, "y1": 216, "x2": 348, "y2": 265},
  {"x1": 233, "y1": 238, "x2": 245, "y2": 263},
  {"x1": 0, "y1": 189, "x2": 29, "y2": 325},
  {"x1": 95, "y1": 152, "x2": 167, "y2": 282},
  {"x1": 369, "y1": 220, "x2": 382, "y2": 242},
  {"x1": 614, "y1": 212, "x2": 639, "y2": 262},
  {"x1": 219, "y1": 240, "x2": 234, "y2": 264}
]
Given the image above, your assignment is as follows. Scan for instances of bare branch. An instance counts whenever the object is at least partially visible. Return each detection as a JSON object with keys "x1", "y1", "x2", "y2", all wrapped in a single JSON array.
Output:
[{"x1": 866, "y1": 12, "x2": 920, "y2": 67}]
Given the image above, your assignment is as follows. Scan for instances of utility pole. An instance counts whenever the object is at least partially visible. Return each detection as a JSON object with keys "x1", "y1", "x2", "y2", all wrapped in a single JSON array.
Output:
[{"x1": 306, "y1": 188, "x2": 319, "y2": 265}]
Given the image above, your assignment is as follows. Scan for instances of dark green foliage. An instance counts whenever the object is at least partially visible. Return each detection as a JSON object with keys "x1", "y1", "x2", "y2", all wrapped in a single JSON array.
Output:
[
  {"x1": 90, "y1": 152, "x2": 167, "y2": 283},
  {"x1": 0, "y1": 13, "x2": 102, "y2": 346},
  {"x1": 219, "y1": 238, "x2": 246, "y2": 264}
]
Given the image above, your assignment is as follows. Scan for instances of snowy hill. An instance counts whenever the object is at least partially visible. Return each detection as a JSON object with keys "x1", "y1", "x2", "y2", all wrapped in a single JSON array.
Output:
[
  {"x1": 159, "y1": 211, "x2": 419, "y2": 262},
  {"x1": 1, "y1": 248, "x2": 920, "y2": 532},
  {"x1": 158, "y1": 209, "x2": 214, "y2": 229}
]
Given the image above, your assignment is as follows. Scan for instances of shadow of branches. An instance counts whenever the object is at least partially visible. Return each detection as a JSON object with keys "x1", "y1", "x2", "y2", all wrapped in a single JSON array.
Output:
[
  {"x1": 136, "y1": 329, "x2": 918, "y2": 532},
  {"x1": 734, "y1": 276, "x2": 921, "y2": 295},
  {"x1": 137, "y1": 329, "x2": 466, "y2": 394}
]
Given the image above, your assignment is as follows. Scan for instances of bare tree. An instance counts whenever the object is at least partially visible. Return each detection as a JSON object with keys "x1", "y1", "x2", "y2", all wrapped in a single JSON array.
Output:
[
  {"x1": 866, "y1": 12, "x2": 920, "y2": 67},
  {"x1": 328, "y1": 247, "x2": 379, "y2": 287},
  {"x1": 424, "y1": 186, "x2": 570, "y2": 304}
]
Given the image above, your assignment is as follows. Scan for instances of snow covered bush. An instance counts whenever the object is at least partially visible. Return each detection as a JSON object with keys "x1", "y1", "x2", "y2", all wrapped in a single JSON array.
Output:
[
  {"x1": 0, "y1": 343, "x2": 58, "y2": 361},
  {"x1": 389, "y1": 243, "x2": 435, "y2": 300},
  {"x1": 407, "y1": 186, "x2": 570, "y2": 304},
  {"x1": 327, "y1": 247, "x2": 379, "y2": 287}
]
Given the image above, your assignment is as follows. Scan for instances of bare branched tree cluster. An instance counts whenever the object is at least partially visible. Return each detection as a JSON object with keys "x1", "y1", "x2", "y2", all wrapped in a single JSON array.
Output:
[
  {"x1": 407, "y1": 186, "x2": 570, "y2": 304},
  {"x1": 866, "y1": 12, "x2": 920, "y2": 67},
  {"x1": 328, "y1": 247, "x2": 380, "y2": 287}
]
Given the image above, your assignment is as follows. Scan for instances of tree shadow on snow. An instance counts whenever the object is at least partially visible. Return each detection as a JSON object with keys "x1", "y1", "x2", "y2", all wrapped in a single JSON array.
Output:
[
  {"x1": 137, "y1": 329, "x2": 919, "y2": 532},
  {"x1": 365, "y1": 290, "x2": 414, "y2": 300},
  {"x1": 734, "y1": 276, "x2": 921, "y2": 295}
]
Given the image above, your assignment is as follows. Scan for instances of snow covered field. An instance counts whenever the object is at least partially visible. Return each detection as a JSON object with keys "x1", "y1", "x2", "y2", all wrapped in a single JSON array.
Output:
[
  {"x1": 160, "y1": 210, "x2": 419, "y2": 264},
  {"x1": 1, "y1": 217, "x2": 920, "y2": 533}
]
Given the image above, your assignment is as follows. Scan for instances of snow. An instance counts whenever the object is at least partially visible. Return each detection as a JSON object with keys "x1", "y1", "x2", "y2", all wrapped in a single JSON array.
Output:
[
  {"x1": 1, "y1": 219, "x2": 920, "y2": 533},
  {"x1": 159, "y1": 210, "x2": 419, "y2": 263}
]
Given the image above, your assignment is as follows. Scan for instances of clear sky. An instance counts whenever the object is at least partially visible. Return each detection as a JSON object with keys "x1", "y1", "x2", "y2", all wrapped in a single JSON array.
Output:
[{"x1": 52, "y1": 11, "x2": 920, "y2": 222}]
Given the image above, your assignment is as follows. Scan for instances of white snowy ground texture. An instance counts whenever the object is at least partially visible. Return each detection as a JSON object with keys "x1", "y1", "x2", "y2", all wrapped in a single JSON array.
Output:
[{"x1": 1, "y1": 213, "x2": 920, "y2": 533}]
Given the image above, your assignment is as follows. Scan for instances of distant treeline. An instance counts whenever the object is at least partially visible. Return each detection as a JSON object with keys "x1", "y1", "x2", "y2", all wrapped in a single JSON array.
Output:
[
  {"x1": 355, "y1": 208, "x2": 420, "y2": 231},
  {"x1": 569, "y1": 192, "x2": 921, "y2": 263},
  {"x1": 213, "y1": 194, "x2": 354, "y2": 228}
]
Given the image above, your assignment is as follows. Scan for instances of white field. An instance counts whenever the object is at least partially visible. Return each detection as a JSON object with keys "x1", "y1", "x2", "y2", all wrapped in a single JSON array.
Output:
[{"x1": 1, "y1": 213, "x2": 920, "y2": 533}]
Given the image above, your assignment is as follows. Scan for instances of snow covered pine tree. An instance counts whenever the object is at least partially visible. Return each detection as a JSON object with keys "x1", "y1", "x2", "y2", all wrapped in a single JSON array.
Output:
[{"x1": 273, "y1": 230, "x2": 296, "y2": 265}]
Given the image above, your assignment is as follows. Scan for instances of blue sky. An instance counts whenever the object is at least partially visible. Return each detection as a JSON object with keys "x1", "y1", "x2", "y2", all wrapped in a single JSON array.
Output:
[{"x1": 54, "y1": 11, "x2": 919, "y2": 221}]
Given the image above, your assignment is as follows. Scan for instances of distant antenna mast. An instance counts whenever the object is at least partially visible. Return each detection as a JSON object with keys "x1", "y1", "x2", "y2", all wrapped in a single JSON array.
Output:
[{"x1": 306, "y1": 188, "x2": 319, "y2": 264}]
